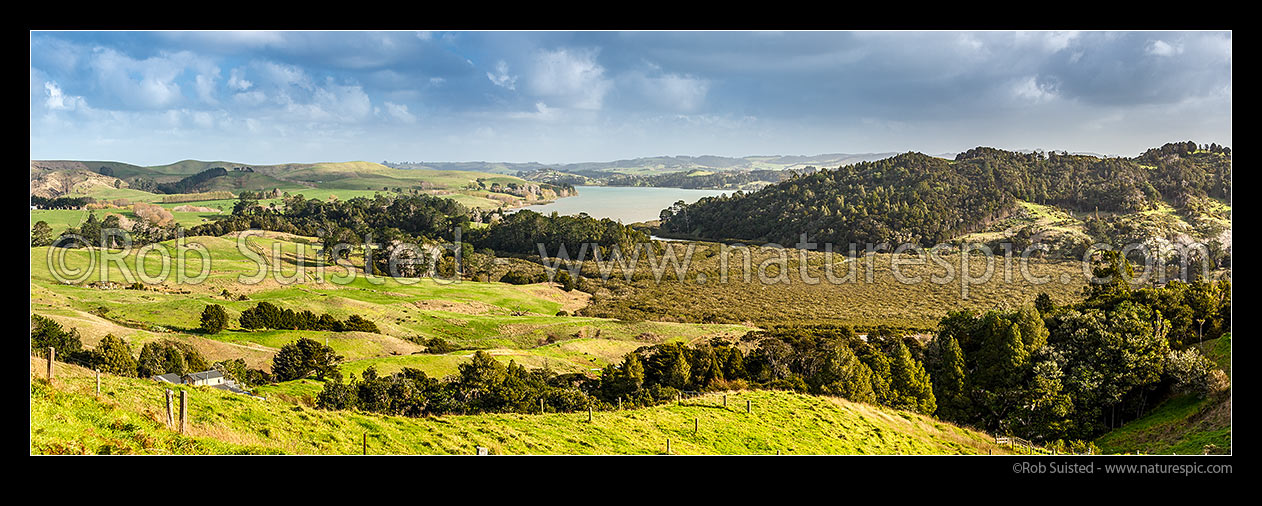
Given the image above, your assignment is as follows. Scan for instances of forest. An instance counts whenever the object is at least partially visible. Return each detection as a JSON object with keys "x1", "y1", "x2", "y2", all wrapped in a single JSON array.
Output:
[{"x1": 657, "y1": 142, "x2": 1231, "y2": 248}]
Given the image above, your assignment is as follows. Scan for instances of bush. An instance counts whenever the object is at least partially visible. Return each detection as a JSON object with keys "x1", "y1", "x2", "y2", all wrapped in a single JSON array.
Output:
[
  {"x1": 499, "y1": 270, "x2": 539, "y2": 285},
  {"x1": 200, "y1": 304, "x2": 229, "y2": 334},
  {"x1": 422, "y1": 337, "x2": 458, "y2": 354}
]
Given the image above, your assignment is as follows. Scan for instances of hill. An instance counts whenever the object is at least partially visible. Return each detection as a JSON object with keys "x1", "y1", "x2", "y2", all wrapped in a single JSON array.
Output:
[
  {"x1": 30, "y1": 159, "x2": 572, "y2": 212},
  {"x1": 29, "y1": 232, "x2": 749, "y2": 378},
  {"x1": 387, "y1": 153, "x2": 903, "y2": 176},
  {"x1": 32, "y1": 357, "x2": 1016, "y2": 455},
  {"x1": 657, "y1": 142, "x2": 1231, "y2": 261}
]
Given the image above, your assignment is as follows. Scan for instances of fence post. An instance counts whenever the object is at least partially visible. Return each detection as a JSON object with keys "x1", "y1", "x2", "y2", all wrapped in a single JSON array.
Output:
[
  {"x1": 179, "y1": 390, "x2": 188, "y2": 434},
  {"x1": 363, "y1": 432, "x2": 367, "y2": 455},
  {"x1": 165, "y1": 389, "x2": 175, "y2": 428},
  {"x1": 47, "y1": 347, "x2": 54, "y2": 381},
  {"x1": 666, "y1": 439, "x2": 671, "y2": 455},
  {"x1": 588, "y1": 406, "x2": 593, "y2": 423},
  {"x1": 723, "y1": 394, "x2": 727, "y2": 408},
  {"x1": 95, "y1": 369, "x2": 101, "y2": 396},
  {"x1": 747, "y1": 400, "x2": 752, "y2": 414},
  {"x1": 540, "y1": 398, "x2": 544, "y2": 414},
  {"x1": 618, "y1": 397, "x2": 622, "y2": 411},
  {"x1": 694, "y1": 417, "x2": 699, "y2": 435}
]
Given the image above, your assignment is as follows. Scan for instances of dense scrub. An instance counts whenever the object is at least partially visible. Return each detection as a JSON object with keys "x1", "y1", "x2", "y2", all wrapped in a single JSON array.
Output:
[{"x1": 658, "y1": 142, "x2": 1231, "y2": 248}]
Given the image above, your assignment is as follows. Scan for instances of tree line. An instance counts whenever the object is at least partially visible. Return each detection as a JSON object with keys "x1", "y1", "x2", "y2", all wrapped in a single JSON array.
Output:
[
  {"x1": 658, "y1": 142, "x2": 1231, "y2": 248},
  {"x1": 925, "y1": 251, "x2": 1229, "y2": 441}
]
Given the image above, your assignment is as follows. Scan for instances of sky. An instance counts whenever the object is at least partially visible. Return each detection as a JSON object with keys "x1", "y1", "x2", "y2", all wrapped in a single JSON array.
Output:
[{"x1": 30, "y1": 30, "x2": 1232, "y2": 166}]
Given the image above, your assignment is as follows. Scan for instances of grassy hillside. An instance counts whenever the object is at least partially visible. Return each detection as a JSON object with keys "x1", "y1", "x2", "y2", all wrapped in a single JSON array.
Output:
[
  {"x1": 32, "y1": 159, "x2": 559, "y2": 211},
  {"x1": 31, "y1": 357, "x2": 1016, "y2": 455},
  {"x1": 30, "y1": 232, "x2": 749, "y2": 376},
  {"x1": 1095, "y1": 334, "x2": 1232, "y2": 455}
]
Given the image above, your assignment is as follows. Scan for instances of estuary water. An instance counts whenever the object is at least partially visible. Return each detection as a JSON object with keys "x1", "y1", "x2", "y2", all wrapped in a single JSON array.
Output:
[{"x1": 513, "y1": 185, "x2": 730, "y2": 224}]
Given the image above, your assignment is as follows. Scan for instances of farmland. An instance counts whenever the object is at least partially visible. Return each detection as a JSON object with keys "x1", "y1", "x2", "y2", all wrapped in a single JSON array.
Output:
[{"x1": 32, "y1": 358, "x2": 1017, "y2": 455}]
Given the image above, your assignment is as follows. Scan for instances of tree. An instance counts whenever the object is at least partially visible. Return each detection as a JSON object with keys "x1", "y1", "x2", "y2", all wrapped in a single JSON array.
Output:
[
  {"x1": 928, "y1": 335, "x2": 970, "y2": 421},
  {"x1": 458, "y1": 351, "x2": 506, "y2": 402},
  {"x1": 316, "y1": 376, "x2": 359, "y2": 410},
  {"x1": 31, "y1": 221, "x2": 53, "y2": 247},
  {"x1": 814, "y1": 343, "x2": 877, "y2": 404},
  {"x1": 272, "y1": 337, "x2": 343, "y2": 382},
  {"x1": 31, "y1": 314, "x2": 83, "y2": 358},
  {"x1": 888, "y1": 341, "x2": 937, "y2": 415},
  {"x1": 94, "y1": 334, "x2": 138, "y2": 377},
  {"x1": 200, "y1": 304, "x2": 228, "y2": 334},
  {"x1": 1034, "y1": 292, "x2": 1055, "y2": 317}
]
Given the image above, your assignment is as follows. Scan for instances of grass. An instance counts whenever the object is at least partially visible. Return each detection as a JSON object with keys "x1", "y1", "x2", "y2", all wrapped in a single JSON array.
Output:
[
  {"x1": 31, "y1": 209, "x2": 89, "y2": 236},
  {"x1": 1094, "y1": 335, "x2": 1232, "y2": 455},
  {"x1": 1094, "y1": 394, "x2": 1231, "y2": 455},
  {"x1": 30, "y1": 232, "x2": 750, "y2": 377},
  {"x1": 32, "y1": 357, "x2": 1017, "y2": 455}
]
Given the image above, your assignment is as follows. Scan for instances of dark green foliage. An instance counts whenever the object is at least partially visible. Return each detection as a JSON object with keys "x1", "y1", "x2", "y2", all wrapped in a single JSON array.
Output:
[
  {"x1": 154, "y1": 167, "x2": 228, "y2": 194},
  {"x1": 31, "y1": 221, "x2": 53, "y2": 247},
  {"x1": 93, "y1": 334, "x2": 138, "y2": 377},
  {"x1": 200, "y1": 304, "x2": 229, "y2": 334},
  {"x1": 271, "y1": 337, "x2": 343, "y2": 382},
  {"x1": 659, "y1": 144, "x2": 1230, "y2": 248},
  {"x1": 926, "y1": 335, "x2": 969, "y2": 421},
  {"x1": 421, "y1": 337, "x2": 458, "y2": 354},
  {"x1": 135, "y1": 340, "x2": 211, "y2": 378},
  {"x1": 499, "y1": 270, "x2": 542, "y2": 285},
  {"x1": 189, "y1": 193, "x2": 471, "y2": 248},
  {"x1": 555, "y1": 270, "x2": 576, "y2": 291},
  {"x1": 926, "y1": 252, "x2": 1226, "y2": 442},
  {"x1": 30, "y1": 315, "x2": 83, "y2": 360},
  {"x1": 469, "y1": 209, "x2": 650, "y2": 259},
  {"x1": 214, "y1": 358, "x2": 250, "y2": 387},
  {"x1": 888, "y1": 341, "x2": 937, "y2": 414},
  {"x1": 30, "y1": 196, "x2": 94, "y2": 210},
  {"x1": 238, "y1": 302, "x2": 376, "y2": 333}
]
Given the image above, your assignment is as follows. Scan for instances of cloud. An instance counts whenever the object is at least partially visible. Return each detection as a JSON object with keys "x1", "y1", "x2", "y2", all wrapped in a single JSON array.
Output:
[
  {"x1": 525, "y1": 48, "x2": 611, "y2": 110},
  {"x1": 506, "y1": 101, "x2": 561, "y2": 121},
  {"x1": 194, "y1": 70, "x2": 220, "y2": 104},
  {"x1": 1011, "y1": 76, "x2": 1058, "y2": 103},
  {"x1": 486, "y1": 60, "x2": 517, "y2": 90},
  {"x1": 228, "y1": 68, "x2": 253, "y2": 91},
  {"x1": 302, "y1": 79, "x2": 372, "y2": 122},
  {"x1": 629, "y1": 69, "x2": 709, "y2": 112},
  {"x1": 1147, "y1": 39, "x2": 1183, "y2": 57},
  {"x1": 380, "y1": 101, "x2": 417, "y2": 123},
  {"x1": 87, "y1": 47, "x2": 187, "y2": 109},
  {"x1": 43, "y1": 81, "x2": 86, "y2": 111}
]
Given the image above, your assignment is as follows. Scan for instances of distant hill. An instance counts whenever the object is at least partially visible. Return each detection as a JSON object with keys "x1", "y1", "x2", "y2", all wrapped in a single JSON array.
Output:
[
  {"x1": 30, "y1": 160, "x2": 567, "y2": 210},
  {"x1": 385, "y1": 152, "x2": 903, "y2": 176}
]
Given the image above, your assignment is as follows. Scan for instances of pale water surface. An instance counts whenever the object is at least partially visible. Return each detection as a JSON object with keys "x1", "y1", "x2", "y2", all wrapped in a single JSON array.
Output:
[{"x1": 513, "y1": 186, "x2": 730, "y2": 224}]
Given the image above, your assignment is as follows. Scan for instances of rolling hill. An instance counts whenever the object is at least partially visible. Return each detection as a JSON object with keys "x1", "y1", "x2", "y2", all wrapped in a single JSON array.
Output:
[
  {"x1": 32, "y1": 357, "x2": 1019, "y2": 455},
  {"x1": 30, "y1": 159, "x2": 573, "y2": 214},
  {"x1": 656, "y1": 142, "x2": 1232, "y2": 261}
]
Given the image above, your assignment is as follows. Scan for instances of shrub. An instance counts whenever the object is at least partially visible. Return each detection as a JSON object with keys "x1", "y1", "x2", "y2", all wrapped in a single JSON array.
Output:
[{"x1": 200, "y1": 304, "x2": 229, "y2": 334}]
